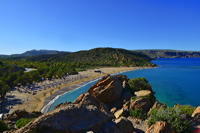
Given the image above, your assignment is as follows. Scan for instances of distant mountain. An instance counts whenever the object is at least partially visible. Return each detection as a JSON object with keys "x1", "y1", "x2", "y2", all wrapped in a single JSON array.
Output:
[
  {"x1": 135, "y1": 49, "x2": 200, "y2": 58},
  {"x1": 0, "y1": 50, "x2": 69, "y2": 58},
  {"x1": 39, "y1": 47, "x2": 156, "y2": 67}
]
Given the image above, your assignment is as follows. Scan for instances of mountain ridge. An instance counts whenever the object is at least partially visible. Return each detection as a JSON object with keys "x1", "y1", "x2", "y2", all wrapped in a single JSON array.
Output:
[
  {"x1": 0, "y1": 50, "x2": 69, "y2": 58},
  {"x1": 134, "y1": 49, "x2": 200, "y2": 58}
]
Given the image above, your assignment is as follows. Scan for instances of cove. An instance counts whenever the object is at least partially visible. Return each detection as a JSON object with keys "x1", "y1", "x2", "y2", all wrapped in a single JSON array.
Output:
[{"x1": 46, "y1": 58, "x2": 200, "y2": 112}]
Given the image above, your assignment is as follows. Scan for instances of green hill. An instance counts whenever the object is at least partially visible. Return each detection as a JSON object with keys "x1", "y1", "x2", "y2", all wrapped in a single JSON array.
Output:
[{"x1": 38, "y1": 48, "x2": 155, "y2": 67}]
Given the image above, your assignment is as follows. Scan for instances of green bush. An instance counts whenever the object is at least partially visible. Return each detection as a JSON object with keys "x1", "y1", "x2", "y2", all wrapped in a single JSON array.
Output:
[
  {"x1": 147, "y1": 107, "x2": 191, "y2": 133},
  {"x1": 175, "y1": 105, "x2": 195, "y2": 116},
  {"x1": 128, "y1": 77, "x2": 152, "y2": 92},
  {"x1": 129, "y1": 109, "x2": 146, "y2": 120},
  {"x1": 15, "y1": 118, "x2": 36, "y2": 129},
  {"x1": 0, "y1": 120, "x2": 10, "y2": 133}
]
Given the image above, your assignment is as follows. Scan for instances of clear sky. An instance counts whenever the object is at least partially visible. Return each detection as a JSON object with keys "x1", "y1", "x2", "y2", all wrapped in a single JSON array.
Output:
[{"x1": 0, "y1": 0, "x2": 200, "y2": 55}]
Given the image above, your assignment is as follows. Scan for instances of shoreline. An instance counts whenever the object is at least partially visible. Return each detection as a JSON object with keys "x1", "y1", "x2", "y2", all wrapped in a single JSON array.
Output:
[
  {"x1": 41, "y1": 77, "x2": 101, "y2": 113},
  {"x1": 41, "y1": 66, "x2": 153, "y2": 113},
  {"x1": 0, "y1": 67, "x2": 153, "y2": 114}
]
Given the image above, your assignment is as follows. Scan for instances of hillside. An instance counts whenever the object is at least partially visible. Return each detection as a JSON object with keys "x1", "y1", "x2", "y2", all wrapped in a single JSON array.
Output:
[
  {"x1": 0, "y1": 50, "x2": 69, "y2": 58},
  {"x1": 135, "y1": 49, "x2": 200, "y2": 58},
  {"x1": 36, "y1": 48, "x2": 155, "y2": 67}
]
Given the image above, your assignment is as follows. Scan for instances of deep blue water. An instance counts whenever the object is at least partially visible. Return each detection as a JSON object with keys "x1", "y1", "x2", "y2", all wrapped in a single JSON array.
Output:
[{"x1": 46, "y1": 58, "x2": 200, "y2": 112}]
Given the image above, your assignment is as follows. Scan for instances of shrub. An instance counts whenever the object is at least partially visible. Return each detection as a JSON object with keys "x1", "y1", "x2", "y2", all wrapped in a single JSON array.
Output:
[
  {"x1": 129, "y1": 109, "x2": 146, "y2": 120},
  {"x1": 175, "y1": 105, "x2": 195, "y2": 116},
  {"x1": 0, "y1": 120, "x2": 10, "y2": 133},
  {"x1": 147, "y1": 107, "x2": 191, "y2": 133},
  {"x1": 128, "y1": 77, "x2": 152, "y2": 92},
  {"x1": 15, "y1": 118, "x2": 36, "y2": 129}
]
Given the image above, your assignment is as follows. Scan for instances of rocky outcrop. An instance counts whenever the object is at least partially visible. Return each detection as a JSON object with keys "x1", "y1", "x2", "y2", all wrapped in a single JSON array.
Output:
[
  {"x1": 114, "y1": 116, "x2": 135, "y2": 133},
  {"x1": 98, "y1": 116, "x2": 135, "y2": 133},
  {"x1": 74, "y1": 74, "x2": 131, "y2": 110},
  {"x1": 148, "y1": 101, "x2": 167, "y2": 115},
  {"x1": 54, "y1": 101, "x2": 71, "y2": 109},
  {"x1": 7, "y1": 75, "x2": 167, "y2": 133},
  {"x1": 13, "y1": 104, "x2": 113, "y2": 133},
  {"x1": 192, "y1": 106, "x2": 200, "y2": 118},
  {"x1": 9, "y1": 75, "x2": 134, "y2": 133},
  {"x1": 130, "y1": 90, "x2": 156, "y2": 114},
  {"x1": 145, "y1": 121, "x2": 174, "y2": 133},
  {"x1": 87, "y1": 75, "x2": 129, "y2": 103},
  {"x1": 73, "y1": 93, "x2": 99, "y2": 107}
]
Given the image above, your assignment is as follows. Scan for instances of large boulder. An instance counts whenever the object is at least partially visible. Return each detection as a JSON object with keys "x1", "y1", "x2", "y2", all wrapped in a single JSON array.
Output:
[
  {"x1": 11, "y1": 104, "x2": 113, "y2": 133},
  {"x1": 145, "y1": 121, "x2": 174, "y2": 133},
  {"x1": 73, "y1": 93, "x2": 99, "y2": 107},
  {"x1": 114, "y1": 116, "x2": 135, "y2": 133},
  {"x1": 100, "y1": 117, "x2": 135, "y2": 133},
  {"x1": 130, "y1": 97, "x2": 155, "y2": 114},
  {"x1": 87, "y1": 75, "x2": 129, "y2": 103},
  {"x1": 130, "y1": 90, "x2": 156, "y2": 114},
  {"x1": 147, "y1": 101, "x2": 167, "y2": 115},
  {"x1": 106, "y1": 90, "x2": 133, "y2": 110},
  {"x1": 114, "y1": 108, "x2": 129, "y2": 119},
  {"x1": 192, "y1": 106, "x2": 200, "y2": 118}
]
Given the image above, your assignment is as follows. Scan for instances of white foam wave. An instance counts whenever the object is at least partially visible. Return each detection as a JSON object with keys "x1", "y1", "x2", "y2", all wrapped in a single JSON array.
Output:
[{"x1": 41, "y1": 78, "x2": 100, "y2": 113}]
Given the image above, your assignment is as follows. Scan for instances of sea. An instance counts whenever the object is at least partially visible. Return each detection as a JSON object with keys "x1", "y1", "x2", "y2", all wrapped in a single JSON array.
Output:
[{"x1": 45, "y1": 58, "x2": 200, "y2": 113}]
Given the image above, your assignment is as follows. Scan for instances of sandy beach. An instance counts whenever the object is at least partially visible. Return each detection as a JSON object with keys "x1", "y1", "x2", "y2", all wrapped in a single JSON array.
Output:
[{"x1": 0, "y1": 67, "x2": 151, "y2": 114}]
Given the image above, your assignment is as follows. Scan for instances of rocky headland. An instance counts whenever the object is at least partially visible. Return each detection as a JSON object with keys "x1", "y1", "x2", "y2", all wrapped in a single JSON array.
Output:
[{"x1": 3, "y1": 75, "x2": 200, "y2": 133}]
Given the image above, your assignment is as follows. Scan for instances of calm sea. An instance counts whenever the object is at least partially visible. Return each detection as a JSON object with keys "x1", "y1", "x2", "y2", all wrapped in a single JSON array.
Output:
[{"x1": 46, "y1": 58, "x2": 200, "y2": 112}]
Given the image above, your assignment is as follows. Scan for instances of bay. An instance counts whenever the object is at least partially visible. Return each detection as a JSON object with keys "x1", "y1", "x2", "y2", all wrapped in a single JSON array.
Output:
[{"x1": 46, "y1": 58, "x2": 200, "y2": 112}]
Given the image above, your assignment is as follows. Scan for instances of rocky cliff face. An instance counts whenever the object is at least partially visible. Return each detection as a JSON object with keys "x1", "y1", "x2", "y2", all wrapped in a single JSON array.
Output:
[{"x1": 6, "y1": 74, "x2": 197, "y2": 133}]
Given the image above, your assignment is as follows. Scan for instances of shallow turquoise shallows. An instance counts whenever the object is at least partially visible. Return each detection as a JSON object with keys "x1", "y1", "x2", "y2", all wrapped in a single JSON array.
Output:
[{"x1": 47, "y1": 58, "x2": 200, "y2": 112}]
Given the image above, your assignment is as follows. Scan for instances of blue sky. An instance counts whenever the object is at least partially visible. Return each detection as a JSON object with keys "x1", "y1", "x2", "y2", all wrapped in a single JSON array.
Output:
[{"x1": 0, "y1": 0, "x2": 200, "y2": 55}]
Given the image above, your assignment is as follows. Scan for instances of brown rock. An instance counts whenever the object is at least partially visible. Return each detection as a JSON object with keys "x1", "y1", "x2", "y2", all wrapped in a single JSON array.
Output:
[
  {"x1": 12, "y1": 103, "x2": 112, "y2": 133},
  {"x1": 73, "y1": 93, "x2": 99, "y2": 107},
  {"x1": 110, "y1": 107, "x2": 117, "y2": 114},
  {"x1": 102, "y1": 121, "x2": 122, "y2": 133},
  {"x1": 99, "y1": 103, "x2": 113, "y2": 117},
  {"x1": 87, "y1": 75, "x2": 128, "y2": 103},
  {"x1": 145, "y1": 121, "x2": 174, "y2": 133},
  {"x1": 54, "y1": 101, "x2": 71, "y2": 109},
  {"x1": 114, "y1": 108, "x2": 129, "y2": 119},
  {"x1": 114, "y1": 116, "x2": 135, "y2": 133},
  {"x1": 147, "y1": 101, "x2": 167, "y2": 116},
  {"x1": 130, "y1": 90, "x2": 156, "y2": 114},
  {"x1": 130, "y1": 97, "x2": 154, "y2": 114},
  {"x1": 73, "y1": 93, "x2": 85, "y2": 103},
  {"x1": 108, "y1": 91, "x2": 133, "y2": 110},
  {"x1": 192, "y1": 106, "x2": 200, "y2": 118},
  {"x1": 134, "y1": 90, "x2": 156, "y2": 101}
]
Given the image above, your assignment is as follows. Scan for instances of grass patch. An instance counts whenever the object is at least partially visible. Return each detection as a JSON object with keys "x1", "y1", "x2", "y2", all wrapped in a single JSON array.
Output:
[{"x1": 15, "y1": 118, "x2": 36, "y2": 129}]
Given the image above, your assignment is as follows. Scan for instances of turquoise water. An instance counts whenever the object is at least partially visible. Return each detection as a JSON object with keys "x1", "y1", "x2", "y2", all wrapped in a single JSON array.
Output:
[{"x1": 46, "y1": 58, "x2": 200, "y2": 112}]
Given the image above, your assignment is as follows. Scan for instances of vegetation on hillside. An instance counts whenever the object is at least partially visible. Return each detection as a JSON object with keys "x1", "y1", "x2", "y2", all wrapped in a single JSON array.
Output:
[
  {"x1": 147, "y1": 107, "x2": 191, "y2": 133},
  {"x1": 15, "y1": 118, "x2": 36, "y2": 129},
  {"x1": 50, "y1": 48, "x2": 155, "y2": 67},
  {"x1": 128, "y1": 77, "x2": 152, "y2": 92},
  {"x1": 0, "y1": 48, "x2": 155, "y2": 100}
]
